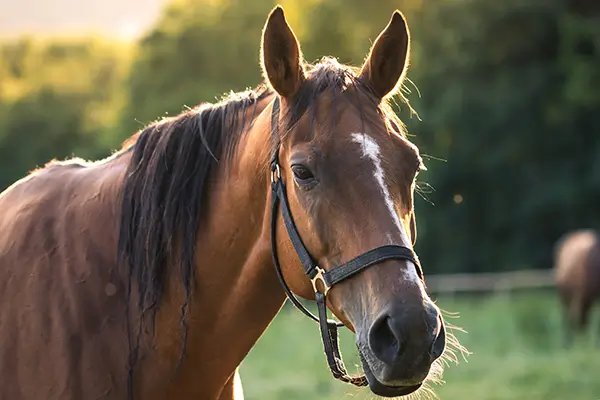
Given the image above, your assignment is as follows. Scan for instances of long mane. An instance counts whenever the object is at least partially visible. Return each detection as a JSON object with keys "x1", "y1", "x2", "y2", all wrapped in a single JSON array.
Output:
[{"x1": 117, "y1": 84, "x2": 271, "y2": 325}]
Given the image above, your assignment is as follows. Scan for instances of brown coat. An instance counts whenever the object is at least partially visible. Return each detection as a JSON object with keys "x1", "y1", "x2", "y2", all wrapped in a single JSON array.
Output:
[{"x1": 554, "y1": 229, "x2": 600, "y2": 331}]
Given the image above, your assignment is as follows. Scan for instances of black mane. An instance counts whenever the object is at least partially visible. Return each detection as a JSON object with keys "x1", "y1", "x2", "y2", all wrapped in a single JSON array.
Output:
[{"x1": 117, "y1": 84, "x2": 271, "y2": 325}]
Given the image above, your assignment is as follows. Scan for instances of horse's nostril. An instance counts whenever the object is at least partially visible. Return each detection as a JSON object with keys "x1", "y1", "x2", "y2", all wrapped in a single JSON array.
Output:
[
  {"x1": 425, "y1": 302, "x2": 441, "y2": 327},
  {"x1": 368, "y1": 304, "x2": 444, "y2": 367},
  {"x1": 368, "y1": 314, "x2": 403, "y2": 365}
]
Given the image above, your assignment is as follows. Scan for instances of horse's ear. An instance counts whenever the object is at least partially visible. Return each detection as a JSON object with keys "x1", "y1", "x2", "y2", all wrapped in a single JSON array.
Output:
[
  {"x1": 260, "y1": 6, "x2": 306, "y2": 98},
  {"x1": 359, "y1": 10, "x2": 410, "y2": 100}
]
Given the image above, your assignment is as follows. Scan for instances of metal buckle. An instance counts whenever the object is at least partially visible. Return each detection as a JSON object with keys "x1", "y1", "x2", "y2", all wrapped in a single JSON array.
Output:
[
  {"x1": 311, "y1": 267, "x2": 330, "y2": 295},
  {"x1": 271, "y1": 164, "x2": 281, "y2": 183}
]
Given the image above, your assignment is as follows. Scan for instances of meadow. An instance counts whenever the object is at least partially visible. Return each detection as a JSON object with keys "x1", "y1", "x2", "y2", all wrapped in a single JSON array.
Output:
[{"x1": 240, "y1": 290, "x2": 600, "y2": 400}]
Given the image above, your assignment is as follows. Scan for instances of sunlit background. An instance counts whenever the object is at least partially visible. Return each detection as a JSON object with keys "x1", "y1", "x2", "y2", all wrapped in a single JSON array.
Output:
[{"x1": 1, "y1": 0, "x2": 599, "y2": 399}]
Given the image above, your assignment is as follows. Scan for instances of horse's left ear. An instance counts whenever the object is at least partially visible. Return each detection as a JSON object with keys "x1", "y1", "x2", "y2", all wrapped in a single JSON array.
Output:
[
  {"x1": 359, "y1": 10, "x2": 410, "y2": 100},
  {"x1": 260, "y1": 6, "x2": 306, "y2": 98}
]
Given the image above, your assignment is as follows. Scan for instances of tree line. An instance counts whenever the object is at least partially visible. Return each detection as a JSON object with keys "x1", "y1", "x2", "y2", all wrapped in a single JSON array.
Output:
[{"x1": 0, "y1": 0, "x2": 598, "y2": 274}]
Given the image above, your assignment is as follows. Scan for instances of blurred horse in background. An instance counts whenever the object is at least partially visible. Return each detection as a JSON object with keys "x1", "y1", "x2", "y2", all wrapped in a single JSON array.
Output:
[{"x1": 554, "y1": 229, "x2": 600, "y2": 345}]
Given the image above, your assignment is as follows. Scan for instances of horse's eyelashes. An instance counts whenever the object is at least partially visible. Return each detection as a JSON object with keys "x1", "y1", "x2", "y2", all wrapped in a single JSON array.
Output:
[{"x1": 291, "y1": 164, "x2": 314, "y2": 181}]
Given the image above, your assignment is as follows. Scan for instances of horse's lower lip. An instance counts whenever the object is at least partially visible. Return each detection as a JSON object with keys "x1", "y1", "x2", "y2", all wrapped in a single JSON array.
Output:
[
  {"x1": 368, "y1": 380, "x2": 422, "y2": 397},
  {"x1": 359, "y1": 353, "x2": 422, "y2": 397}
]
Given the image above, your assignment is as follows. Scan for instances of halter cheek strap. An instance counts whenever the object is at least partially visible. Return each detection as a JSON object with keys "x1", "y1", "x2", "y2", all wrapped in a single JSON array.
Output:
[{"x1": 268, "y1": 96, "x2": 424, "y2": 386}]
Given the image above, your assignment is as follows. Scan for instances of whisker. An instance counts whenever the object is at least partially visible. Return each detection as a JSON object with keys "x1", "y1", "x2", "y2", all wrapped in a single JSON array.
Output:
[{"x1": 420, "y1": 154, "x2": 447, "y2": 163}]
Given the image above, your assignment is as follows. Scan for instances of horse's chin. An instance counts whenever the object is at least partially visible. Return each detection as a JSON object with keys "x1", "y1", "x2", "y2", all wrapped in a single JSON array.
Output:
[{"x1": 359, "y1": 352, "x2": 423, "y2": 398}]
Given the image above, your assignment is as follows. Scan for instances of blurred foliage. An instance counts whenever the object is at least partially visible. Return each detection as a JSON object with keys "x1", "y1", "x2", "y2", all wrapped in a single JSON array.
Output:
[
  {"x1": 119, "y1": 0, "x2": 277, "y2": 133},
  {"x1": 1, "y1": 0, "x2": 599, "y2": 274},
  {"x1": 0, "y1": 36, "x2": 132, "y2": 189},
  {"x1": 405, "y1": 0, "x2": 600, "y2": 274}
]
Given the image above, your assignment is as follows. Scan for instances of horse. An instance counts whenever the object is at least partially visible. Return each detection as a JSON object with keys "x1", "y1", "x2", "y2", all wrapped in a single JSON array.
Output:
[
  {"x1": 0, "y1": 6, "x2": 460, "y2": 399},
  {"x1": 554, "y1": 229, "x2": 600, "y2": 344}
]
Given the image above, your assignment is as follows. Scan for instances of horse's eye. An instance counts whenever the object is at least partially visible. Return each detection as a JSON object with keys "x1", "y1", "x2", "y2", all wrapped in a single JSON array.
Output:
[{"x1": 291, "y1": 165, "x2": 314, "y2": 182}]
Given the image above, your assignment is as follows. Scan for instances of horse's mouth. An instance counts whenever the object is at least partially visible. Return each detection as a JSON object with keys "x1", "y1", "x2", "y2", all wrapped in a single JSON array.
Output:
[{"x1": 359, "y1": 352, "x2": 422, "y2": 398}]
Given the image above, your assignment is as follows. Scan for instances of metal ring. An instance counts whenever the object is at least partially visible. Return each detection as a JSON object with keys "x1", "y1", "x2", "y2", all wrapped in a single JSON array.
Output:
[
  {"x1": 311, "y1": 267, "x2": 330, "y2": 295},
  {"x1": 271, "y1": 164, "x2": 281, "y2": 183}
]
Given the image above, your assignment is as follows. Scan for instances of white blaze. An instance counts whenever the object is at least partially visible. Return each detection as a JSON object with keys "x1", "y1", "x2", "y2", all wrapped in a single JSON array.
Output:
[{"x1": 351, "y1": 133, "x2": 420, "y2": 284}]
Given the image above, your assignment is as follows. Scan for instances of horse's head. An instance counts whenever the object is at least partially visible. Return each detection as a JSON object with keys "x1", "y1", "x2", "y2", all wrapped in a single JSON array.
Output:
[{"x1": 261, "y1": 7, "x2": 446, "y2": 397}]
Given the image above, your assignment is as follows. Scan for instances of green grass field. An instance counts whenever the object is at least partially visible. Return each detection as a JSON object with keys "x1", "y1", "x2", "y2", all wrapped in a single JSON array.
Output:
[{"x1": 240, "y1": 290, "x2": 600, "y2": 400}]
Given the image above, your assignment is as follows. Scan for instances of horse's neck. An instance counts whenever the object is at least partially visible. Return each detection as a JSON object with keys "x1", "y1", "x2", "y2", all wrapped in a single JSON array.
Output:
[
  {"x1": 146, "y1": 97, "x2": 288, "y2": 397},
  {"x1": 76, "y1": 155, "x2": 132, "y2": 269}
]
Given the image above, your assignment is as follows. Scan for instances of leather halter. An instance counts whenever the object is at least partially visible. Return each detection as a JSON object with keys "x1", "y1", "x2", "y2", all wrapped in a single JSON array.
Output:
[{"x1": 268, "y1": 96, "x2": 425, "y2": 386}]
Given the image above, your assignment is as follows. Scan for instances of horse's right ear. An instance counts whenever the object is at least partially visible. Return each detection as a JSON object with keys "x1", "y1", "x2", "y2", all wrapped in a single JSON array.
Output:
[{"x1": 260, "y1": 6, "x2": 306, "y2": 98}]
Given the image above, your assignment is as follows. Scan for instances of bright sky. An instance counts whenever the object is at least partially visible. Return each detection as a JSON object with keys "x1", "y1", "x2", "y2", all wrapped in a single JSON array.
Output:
[{"x1": 0, "y1": 0, "x2": 169, "y2": 38}]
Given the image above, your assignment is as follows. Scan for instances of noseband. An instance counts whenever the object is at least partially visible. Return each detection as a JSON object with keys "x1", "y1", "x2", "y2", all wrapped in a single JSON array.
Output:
[{"x1": 268, "y1": 97, "x2": 425, "y2": 386}]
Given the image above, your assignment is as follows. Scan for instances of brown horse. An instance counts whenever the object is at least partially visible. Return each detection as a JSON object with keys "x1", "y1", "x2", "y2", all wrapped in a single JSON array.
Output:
[
  {"x1": 554, "y1": 229, "x2": 600, "y2": 344},
  {"x1": 0, "y1": 6, "x2": 459, "y2": 400}
]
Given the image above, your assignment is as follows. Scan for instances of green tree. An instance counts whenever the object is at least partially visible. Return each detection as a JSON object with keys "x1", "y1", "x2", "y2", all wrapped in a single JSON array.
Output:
[
  {"x1": 400, "y1": 0, "x2": 600, "y2": 273},
  {"x1": 119, "y1": 0, "x2": 279, "y2": 135},
  {"x1": 0, "y1": 37, "x2": 131, "y2": 189}
]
